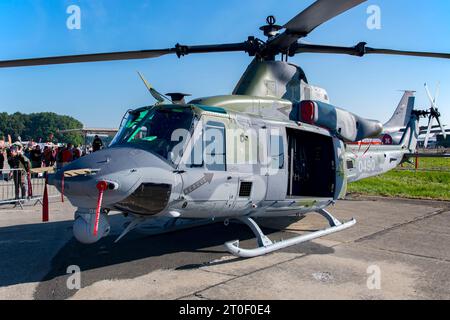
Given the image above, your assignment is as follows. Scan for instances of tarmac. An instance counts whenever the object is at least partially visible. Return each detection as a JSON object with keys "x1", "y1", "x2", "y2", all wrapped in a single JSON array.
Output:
[{"x1": 0, "y1": 196, "x2": 449, "y2": 300}]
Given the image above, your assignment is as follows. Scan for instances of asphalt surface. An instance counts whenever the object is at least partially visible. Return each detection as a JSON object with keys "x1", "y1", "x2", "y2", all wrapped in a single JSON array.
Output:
[{"x1": 0, "y1": 196, "x2": 449, "y2": 300}]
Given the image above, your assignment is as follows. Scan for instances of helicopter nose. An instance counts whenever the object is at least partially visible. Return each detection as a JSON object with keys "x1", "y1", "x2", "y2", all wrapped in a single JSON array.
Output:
[{"x1": 50, "y1": 147, "x2": 178, "y2": 209}]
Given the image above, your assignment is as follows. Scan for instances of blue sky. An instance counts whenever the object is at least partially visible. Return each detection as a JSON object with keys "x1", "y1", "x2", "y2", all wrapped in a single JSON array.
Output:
[{"x1": 0, "y1": 0, "x2": 449, "y2": 128}]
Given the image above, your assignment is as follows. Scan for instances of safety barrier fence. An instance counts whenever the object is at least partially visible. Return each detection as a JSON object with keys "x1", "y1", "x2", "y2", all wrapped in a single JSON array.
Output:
[
  {"x1": 400, "y1": 152, "x2": 450, "y2": 172},
  {"x1": 0, "y1": 168, "x2": 60, "y2": 208}
]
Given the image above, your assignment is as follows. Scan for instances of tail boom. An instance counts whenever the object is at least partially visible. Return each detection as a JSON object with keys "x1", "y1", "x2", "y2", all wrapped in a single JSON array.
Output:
[{"x1": 345, "y1": 112, "x2": 419, "y2": 183}]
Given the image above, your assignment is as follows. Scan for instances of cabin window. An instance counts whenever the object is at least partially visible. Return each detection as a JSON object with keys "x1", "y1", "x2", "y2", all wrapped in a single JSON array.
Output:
[
  {"x1": 270, "y1": 134, "x2": 285, "y2": 170},
  {"x1": 205, "y1": 121, "x2": 226, "y2": 171},
  {"x1": 189, "y1": 127, "x2": 204, "y2": 168}
]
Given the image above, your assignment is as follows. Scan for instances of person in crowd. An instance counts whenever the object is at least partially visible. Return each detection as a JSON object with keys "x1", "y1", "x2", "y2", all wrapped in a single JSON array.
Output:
[
  {"x1": 0, "y1": 145, "x2": 5, "y2": 176},
  {"x1": 92, "y1": 135, "x2": 104, "y2": 152},
  {"x1": 24, "y1": 142, "x2": 33, "y2": 160},
  {"x1": 5, "y1": 146, "x2": 12, "y2": 181},
  {"x1": 8, "y1": 145, "x2": 31, "y2": 200},
  {"x1": 56, "y1": 146, "x2": 63, "y2": 169},
  {"x1": 53, "y1": 146, "x2": 59, "y2": 167},
  {"x1": 43, "y1": 146, "x2": 55, "y2": 167},
  {"x1": 61, "y1": 143, "x2": 74, "y2": 167},
  {"x1": 73, "y1": 145, "x2": 82, "y2": 160},
  {"x1": 29, "y1": 145, "x2": 43, "y2": 169}
]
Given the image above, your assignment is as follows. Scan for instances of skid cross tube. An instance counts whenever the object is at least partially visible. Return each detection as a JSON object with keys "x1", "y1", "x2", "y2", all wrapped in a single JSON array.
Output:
[{"x1": 225, "y1": 210, "x2": 356, "y2": 258}]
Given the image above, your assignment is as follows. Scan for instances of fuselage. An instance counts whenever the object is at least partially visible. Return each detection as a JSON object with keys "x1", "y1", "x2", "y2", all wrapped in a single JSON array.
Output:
[
  {"x1": 52, "y1": 102, "x2": 414, "y2": 223},
  {"x1": 52, "y1": 104, "x2": 339, "y2": 220}
]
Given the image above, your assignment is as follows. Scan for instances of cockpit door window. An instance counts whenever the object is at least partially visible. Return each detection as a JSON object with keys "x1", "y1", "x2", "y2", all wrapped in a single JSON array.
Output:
[{"x1": 205, "y1": 121, "x2": 227, "y2": 172}]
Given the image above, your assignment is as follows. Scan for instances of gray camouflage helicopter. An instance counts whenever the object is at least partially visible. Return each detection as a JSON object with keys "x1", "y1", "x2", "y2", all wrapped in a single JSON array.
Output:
[{"x1": 1, "y1": 0, "x2": 449, "y2": 258}]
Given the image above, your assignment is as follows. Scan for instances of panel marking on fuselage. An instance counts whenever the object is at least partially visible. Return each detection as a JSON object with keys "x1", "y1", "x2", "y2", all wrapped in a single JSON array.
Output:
[{"x1": 183, "y1": 173, "x2": 214, "y2": 195}]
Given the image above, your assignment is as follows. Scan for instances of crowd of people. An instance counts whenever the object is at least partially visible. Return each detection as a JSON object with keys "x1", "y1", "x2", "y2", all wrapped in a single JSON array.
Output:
[{"x1": 0, "y1": 135, "x2": 104, "y2": 200}]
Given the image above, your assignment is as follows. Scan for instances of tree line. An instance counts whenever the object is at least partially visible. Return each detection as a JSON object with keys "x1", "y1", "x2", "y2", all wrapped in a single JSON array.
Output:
[{"x1": 0, "y1": 112, "x2": 84, "y2": 146}]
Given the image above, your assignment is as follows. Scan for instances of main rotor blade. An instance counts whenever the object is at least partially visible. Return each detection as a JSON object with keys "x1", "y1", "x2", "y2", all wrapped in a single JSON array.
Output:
[
  {"x1": 295, "y1": 43, "x2": 365, "y2": 55},
  {"x1": 268, "y1": 0, "x2": 366, "y2": 51},
  {"x1": 294, "y1": 43, "x2": 450, "y2": 60},
  {"x1": 0, "y1": 42, "x2": 248, "y2": 68},
  {"x1": 0, "y1": 49, "x2": 173, "y2": 68},
  {"x1": 366, "y1": 48, "x2": 450, "y2": 60}
]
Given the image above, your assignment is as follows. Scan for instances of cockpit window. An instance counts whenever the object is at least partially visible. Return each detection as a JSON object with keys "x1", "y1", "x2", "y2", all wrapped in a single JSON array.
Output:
[{"x1": 111, "y1": 106, "x2": 195, "y2": 164}]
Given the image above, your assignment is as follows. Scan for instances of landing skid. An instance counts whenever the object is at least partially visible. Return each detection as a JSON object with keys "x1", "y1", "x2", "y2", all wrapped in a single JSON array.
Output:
[{"x1": 225, "y1": 209, "x2": 356, "y2": 258}]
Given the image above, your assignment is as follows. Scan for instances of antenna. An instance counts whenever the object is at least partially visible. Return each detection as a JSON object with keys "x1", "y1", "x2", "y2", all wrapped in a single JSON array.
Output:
[
  {"x1": 137, "y1": 71, "x2": 170, "y2": 104},
  {"x1": 259, "y1": 16, "x2": 283, "y2": 39}
]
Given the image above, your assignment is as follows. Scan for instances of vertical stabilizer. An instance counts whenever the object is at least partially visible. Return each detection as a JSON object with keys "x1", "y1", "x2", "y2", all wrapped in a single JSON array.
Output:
[{"x1": 384, "y1": 91, "x2": 415, "y2": 131}]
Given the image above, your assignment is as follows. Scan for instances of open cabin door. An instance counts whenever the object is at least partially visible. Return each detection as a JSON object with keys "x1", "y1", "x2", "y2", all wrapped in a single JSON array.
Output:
[{"x1": 286, "y1": 128, "x2": 335, "y2": 198}]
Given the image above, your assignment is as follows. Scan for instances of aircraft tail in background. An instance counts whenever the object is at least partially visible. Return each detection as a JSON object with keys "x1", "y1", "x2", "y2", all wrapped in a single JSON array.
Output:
[{"x1": 384, "y1": 91, "x2": 416, "y2": 133}]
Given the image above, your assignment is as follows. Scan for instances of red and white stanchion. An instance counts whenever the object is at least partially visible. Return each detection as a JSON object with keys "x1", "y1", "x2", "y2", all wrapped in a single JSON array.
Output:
[
  {"x1": 94, "y1": 181, "x2": 108, "y2": 236},
  {"x1": 42, "y1": 173, "x2": 49, "y2": 222}
]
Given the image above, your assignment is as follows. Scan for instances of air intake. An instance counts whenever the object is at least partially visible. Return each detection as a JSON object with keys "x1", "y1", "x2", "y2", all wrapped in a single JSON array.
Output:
[{"x1": 239, "y1": 182, "x2": 253, "y2": 197}]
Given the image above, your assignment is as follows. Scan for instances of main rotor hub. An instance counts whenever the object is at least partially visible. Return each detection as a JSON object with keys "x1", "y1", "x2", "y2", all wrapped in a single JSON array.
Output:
[
  {"x1": 260, "y1": 15, "x2": 283, "y2": 39},
  {"x1": 166, "y1": 92, "x2": 191, "y2": 104}
]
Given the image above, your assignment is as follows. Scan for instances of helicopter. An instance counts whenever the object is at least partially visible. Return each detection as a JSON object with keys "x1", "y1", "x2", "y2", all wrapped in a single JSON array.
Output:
[{"x1": 1, "y1": 0, "x2": 449, "y2": 258}]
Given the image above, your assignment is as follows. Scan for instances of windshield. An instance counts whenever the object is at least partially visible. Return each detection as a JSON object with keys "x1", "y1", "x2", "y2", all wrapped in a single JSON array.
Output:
[{"x1": 111, "y1": 106, "x2": 195, "y2": 164}]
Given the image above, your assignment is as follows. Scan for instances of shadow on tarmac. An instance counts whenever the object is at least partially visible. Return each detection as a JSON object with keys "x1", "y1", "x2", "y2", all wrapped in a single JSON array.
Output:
[{"x1": 0, "y1": 214, "x2": 334, "y2": 299}]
